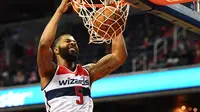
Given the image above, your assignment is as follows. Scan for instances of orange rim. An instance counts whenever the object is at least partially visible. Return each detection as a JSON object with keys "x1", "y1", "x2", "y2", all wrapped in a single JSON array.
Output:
[{"x1": 72, "y1": 0, "x2": 128, "y2": 8}]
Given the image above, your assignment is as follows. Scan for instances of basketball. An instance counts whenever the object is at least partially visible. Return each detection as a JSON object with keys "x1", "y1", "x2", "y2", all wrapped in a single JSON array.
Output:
[{"x1": 93, "y1": 6, "x2": 125, "y2": 39}]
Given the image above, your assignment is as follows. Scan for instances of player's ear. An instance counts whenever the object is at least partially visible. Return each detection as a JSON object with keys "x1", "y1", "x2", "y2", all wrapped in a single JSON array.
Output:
[{"x1": 54, "y1": 47, "x2": 59, "y2": 54}]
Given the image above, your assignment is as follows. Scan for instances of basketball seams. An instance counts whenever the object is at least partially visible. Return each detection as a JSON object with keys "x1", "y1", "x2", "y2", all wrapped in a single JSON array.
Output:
[
  {"x1": 72, "y1": 0, "x2": 130, "y2": 43},
  {"x1": 92, "y1": 6, "x2": 125, "y2": 39}
]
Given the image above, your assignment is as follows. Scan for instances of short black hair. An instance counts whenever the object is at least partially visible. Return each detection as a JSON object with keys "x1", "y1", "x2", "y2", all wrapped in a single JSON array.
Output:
[
  {"x1": 53, "y1": 36, "x2": 62, "y2": 48},
  {"x1": 53, "y1": 34, "x2": 73, "y2": 48}
]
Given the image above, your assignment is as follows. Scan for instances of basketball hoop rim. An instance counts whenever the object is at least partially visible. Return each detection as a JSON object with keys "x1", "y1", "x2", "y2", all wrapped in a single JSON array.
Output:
[
  {"x1": 71, "y1": 0, "x2": 127, "y2": 8},
  {"x1": 70, "y1": 0, "x2": 131, "y2": 44}
]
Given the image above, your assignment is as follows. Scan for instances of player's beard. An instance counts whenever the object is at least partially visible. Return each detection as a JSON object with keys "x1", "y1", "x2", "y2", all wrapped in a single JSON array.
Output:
[{"x1": 58, "y1": 46, "x2": 79, "y2": 62}]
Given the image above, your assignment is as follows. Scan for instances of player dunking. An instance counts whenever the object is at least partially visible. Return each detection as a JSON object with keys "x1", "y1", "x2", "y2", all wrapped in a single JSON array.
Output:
[{"x1": 37, "y1": 0, "x2": 127, "y2": 111}]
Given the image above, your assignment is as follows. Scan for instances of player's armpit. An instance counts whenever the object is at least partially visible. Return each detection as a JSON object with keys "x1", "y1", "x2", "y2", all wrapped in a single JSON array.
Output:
[
  {"x1": 86, "y1": 53, "x2": 125, "y2": 83},
  {"x1": 37, "y1": 45, "x2": 56, "y2": 77}
]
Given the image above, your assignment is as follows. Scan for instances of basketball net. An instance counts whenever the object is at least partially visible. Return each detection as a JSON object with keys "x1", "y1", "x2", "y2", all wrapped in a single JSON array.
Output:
[{"x1": 71, "y1": 0, "x2": 130, "y2": 44}]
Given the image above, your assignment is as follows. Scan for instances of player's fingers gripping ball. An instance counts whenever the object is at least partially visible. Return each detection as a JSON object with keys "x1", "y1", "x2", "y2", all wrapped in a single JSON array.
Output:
[{"x1": 92, "y1": 6, "x2": 125, "y2": 39}]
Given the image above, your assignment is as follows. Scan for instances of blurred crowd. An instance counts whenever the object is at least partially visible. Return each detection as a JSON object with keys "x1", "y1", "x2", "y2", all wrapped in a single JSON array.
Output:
[{"x1": 0, "y1": 13, "x2": 200, "y2": 88}]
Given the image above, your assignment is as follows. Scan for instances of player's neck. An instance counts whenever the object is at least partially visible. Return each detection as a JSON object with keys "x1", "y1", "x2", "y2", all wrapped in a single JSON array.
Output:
[{"x1": 58, "y1": 59, "x2": 76, "y2": 71}]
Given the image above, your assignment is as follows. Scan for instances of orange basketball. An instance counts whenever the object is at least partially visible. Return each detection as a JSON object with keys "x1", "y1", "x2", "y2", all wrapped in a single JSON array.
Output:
[{"x1": 93, "y1": 6, "x2": 125, "y2": 39}]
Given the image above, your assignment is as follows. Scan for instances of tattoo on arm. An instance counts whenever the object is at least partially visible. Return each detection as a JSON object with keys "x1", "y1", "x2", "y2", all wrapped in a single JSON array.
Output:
[
  {"x1": 86, "y1": 34, "x2": 127, "y2": 83},
  {"x1": 88, "y1": 54, "x2": 121, "y2": 82}
]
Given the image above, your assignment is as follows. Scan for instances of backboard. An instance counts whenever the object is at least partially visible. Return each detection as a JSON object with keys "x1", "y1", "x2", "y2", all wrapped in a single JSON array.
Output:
[{"x1": 126, "y1": 0, "x2": 200, "y2": 34}]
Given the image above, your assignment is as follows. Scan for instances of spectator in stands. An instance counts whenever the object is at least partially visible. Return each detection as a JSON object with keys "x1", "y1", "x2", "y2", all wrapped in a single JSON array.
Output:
[
  {"x1": 1, "y1": 70, "x2": 11, "y2": 86},
  {"x1": 143, "y1": 37, "x2": 149, "y2": 48},
  {"x1": 0, "y1": 75, "x2": 3, "y2": 88},
  {"x1": 177, "y1": 39, "x2": 194, "y2": 66},
  {"x1": 193, "y1": 49, "x2": 200, "y2": 64},
  {"x1": 27, "y1": 71, "x2": 38, "y2": 84},
  {"x1": 25, "y1": 41, "x2": 35, "y2": 57},
  {"x1": 13, "y1": 70, "x2": 26, "y2": 85},
  {"x1": 166, "y1": 49, "x2": 180, "y2": 67}
]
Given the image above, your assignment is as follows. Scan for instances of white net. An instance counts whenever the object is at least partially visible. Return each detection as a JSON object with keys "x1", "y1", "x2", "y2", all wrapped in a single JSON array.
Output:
[{"x1": 72, "y1": 0, "x2": 130, "y2": 44}]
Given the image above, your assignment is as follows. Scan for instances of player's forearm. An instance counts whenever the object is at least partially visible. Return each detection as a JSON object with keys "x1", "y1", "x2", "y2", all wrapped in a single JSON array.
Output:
[
  {"x1": 88, "y1": 35, "x2": 127, "y2": 82},
  {"x1": 111, "y1": 34, "x2": 128, "y2": 62},
  {"x1": 39, "y1": 10, "x2": 63, "y2": 48}
]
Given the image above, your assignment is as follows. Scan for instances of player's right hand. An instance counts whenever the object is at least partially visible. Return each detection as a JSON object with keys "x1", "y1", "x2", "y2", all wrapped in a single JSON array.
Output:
[
  {"x1": 71, "y1": 0, "x2": 81, "y2": 13},
  {"x1": 57, "y1": 0, "x2": 71, "y2": 13}
]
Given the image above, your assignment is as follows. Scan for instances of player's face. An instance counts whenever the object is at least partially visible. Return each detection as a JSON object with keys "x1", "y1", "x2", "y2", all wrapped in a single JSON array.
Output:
[{"x1": 58, "y1": 36, "x2": 79, "y2": 62}]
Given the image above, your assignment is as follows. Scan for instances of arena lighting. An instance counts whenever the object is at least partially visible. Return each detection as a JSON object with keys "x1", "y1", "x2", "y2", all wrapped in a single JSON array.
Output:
[
  {"x1": 91, "y1": 67, "x2": 200, "y2": 98},
  {"x1": 1, "y1": 67, "x2": 200, "y2": 108},
  {"x1": 181, "y1": 106, "x2": 186, "y2": 110},
  {"x1": 193, "y1": 108, "x2": 198, "y2": 112}
]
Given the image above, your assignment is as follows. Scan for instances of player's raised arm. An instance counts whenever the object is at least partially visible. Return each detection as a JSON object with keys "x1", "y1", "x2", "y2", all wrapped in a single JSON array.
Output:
[
  {"x1": 86, "y1": 34, "x2": 128, "y2": 83},
  {"x1": 37, "y1": 0, "x2": 70, "y2": 77}
]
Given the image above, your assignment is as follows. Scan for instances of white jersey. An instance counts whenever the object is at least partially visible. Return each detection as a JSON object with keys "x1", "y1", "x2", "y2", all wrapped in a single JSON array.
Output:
[{"x1": 42, "y1": 64, "x2": 93, "y2": 112}]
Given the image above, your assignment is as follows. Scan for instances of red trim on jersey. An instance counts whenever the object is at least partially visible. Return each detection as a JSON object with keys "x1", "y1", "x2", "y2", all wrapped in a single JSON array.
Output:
[
  {"x1": 75, "y1": 65, "x2": 89, "y2": 76},
  {"x1": 56, "y1": 64, "x2": 89, "y2": 76},
  {"x1": 149, "y1": 0, "x2": 196, "y2": 5},
  {"x1": 56, "y1": 66, "x2": 73, "y2": 75}
]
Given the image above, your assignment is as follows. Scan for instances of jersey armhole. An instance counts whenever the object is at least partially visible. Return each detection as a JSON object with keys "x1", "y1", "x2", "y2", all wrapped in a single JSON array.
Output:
[
  {"x1": 82, "y1": 65, "x2": 90, "y2": 76},
  {"x1": 82, "y1": 65, "x2": 92, "y2": 87},
  {"x1": 41, "y1": 65, "x2": 59, "y2": 90}
]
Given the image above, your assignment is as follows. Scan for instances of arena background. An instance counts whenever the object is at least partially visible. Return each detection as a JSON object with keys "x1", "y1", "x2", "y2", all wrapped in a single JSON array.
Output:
[{"x1": 1, "y1": 0, "x2": 200, "y2": 112}]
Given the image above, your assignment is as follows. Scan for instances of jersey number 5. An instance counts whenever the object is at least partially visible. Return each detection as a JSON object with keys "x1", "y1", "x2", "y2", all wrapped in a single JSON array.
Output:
[{"x1": 75, "y1": 86, "x2": 83, "y2": 104}]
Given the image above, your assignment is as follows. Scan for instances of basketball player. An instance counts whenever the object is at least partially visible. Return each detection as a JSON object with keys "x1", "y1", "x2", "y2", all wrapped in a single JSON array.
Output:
[{"x1": 37, "y1": 0, "x2": 127, "y2": 111}]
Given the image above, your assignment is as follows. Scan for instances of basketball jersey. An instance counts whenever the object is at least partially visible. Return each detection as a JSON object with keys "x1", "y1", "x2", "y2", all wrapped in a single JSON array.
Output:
[{"x1": 42, "y1": 64, "x2": 93, "y2": 112}]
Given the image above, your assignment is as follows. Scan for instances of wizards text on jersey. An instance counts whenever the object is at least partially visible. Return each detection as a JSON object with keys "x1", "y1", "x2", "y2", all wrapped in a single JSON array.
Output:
[{"x1": 59, "y1": 77, "x2": 89, "y2": 86}]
